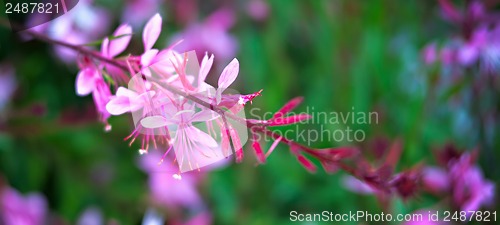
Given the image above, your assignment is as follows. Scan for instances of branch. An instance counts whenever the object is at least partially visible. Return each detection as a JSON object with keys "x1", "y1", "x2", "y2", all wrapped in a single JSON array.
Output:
[{"x1": 10, "y1": 22, "x2": 358, "y2": 176}]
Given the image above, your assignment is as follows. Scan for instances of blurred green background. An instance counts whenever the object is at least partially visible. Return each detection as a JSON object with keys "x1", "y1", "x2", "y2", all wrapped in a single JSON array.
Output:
[{"x1": 0, "y1": 0, "x2": 498, "y2": 224}]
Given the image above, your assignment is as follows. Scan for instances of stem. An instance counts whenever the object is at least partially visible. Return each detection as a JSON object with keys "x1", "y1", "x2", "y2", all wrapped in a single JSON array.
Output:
[{"x1": 13, "y1": 23, "x2": 357, "y2": 176}]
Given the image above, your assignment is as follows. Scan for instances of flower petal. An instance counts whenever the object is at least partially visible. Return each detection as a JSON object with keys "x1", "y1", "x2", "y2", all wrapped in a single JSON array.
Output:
[
  {"x1": 218, "y1": 58, "x2": 239, "y2": 89},
  {"x1": 141, "y1": 115, "x2": 169, "y2": 129},
  {"x1": 143, "y1": 13, "x2": 162, "y2": 51},
  {"x1": 100, "y1": 37, "x2": 109, "y2": 57},
  {"x1": 141, "y1": 49, "x2": 159, "y2": 67},
  {"x1": 116, "y1": 87, "x2": 138, "y2": 98},
  {"x1": 185, "y1": 125, "x2": 218, "y2": 148},
  {"x1": 76, "y1": 67, "x2": 98, "y2": 96},
  {"x1": 199, "y1": 53, "x2": 214, "y2": 86},
  {"x1": 106, "y1": 95, "x2": 132, "y2": 115},
  {"x1": 108, "y1": 24, "x2": 132, "y2": 58}
]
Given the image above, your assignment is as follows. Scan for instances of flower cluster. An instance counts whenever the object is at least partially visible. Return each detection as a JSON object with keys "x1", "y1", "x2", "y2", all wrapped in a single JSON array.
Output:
[
  {"x1": 423, "y1": 146, "x2": 495, "y2": 212},
  {"x1": 423, "y1": 0, "x2": 500, "y2": 73},
  {"x1": 68, "y1": 13, "x2": 359, "y2": 174}
]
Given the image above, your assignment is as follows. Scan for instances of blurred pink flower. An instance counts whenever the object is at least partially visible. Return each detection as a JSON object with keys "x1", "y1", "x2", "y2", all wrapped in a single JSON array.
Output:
[
  {"x1": 46, "y1": 0, "x2": 110, "y2": 62},
  {"x1": 0, "y1": 63, "x2": 16, "y2": 111},
  {"x1": 122, "y1": 0, "x2": 161, "y2": 28},
  {"x1": 341, "y1": 175, "x2": 376, "y2": 195},
  {"x1": 0, "y1": 187, "x2": 47, "y2": 225},
  {"x1": 422, "y1": 167, "x2": 449, "y2": 194},
  {"x1": 77, "y1": 207, "x2": 103, "y2": 225},
  {"x1": 101, "y1": 24, "x2": 133, "y2": 80},
  {"x1": 138, "y1": 151, "x2": 203, "y2": 209},
  {"x1": 457, "y1": 27, "x2": 488, "y2": 66},
  {"x1": 247, "y1": 0, "x2": 269, "y2": 21},
  {"x1": 171, "y1": 8, "x2": 238, "y2": 61},
  {"x1": 424, "y1": 151, "x2": 495, "y2": 212},
  {"x1": 75, "y1": 59, "x2": 112, "y2": 128},
  {"x1": 139, "y1": 14, "x2": 183, "y2": 77},
  {"x1": 449, "y1": 153, "x2": 495, "y2": 212},
  {"x1": 422, "y1": 43, "x2": 437, "y2": 65}
]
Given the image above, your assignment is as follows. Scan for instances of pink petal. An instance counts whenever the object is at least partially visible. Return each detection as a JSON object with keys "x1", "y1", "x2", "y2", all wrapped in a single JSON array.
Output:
[
  {"x1": 251, "y1": 139, "x2": 266, "y2": 164},
  {"x1": 108, "y1": 24, "x2": 132, "y2": 58},
  {"x1": 218, "y1": 58, "x2": 239, "y2": 89},
  {"x1": 206, "y1": 8, "x2": 235, "y2": 30},
  {"x1": 296, "y1": 154, "x2": 317, "y2": 173},
  {"x1": 116, "y1": 87, "x2": 139, "y2": 98},
  {"x1": 191, "y1": 110, "x2": 218, "y2": 122},
  {"x1": 76, "y1": 67, "x2": 98, "y2": 96},
  {"x1": 106, "y1": 95, "x2": 132, "y2": 115},
  {"x1": 265, "y1": 136, "x2": 282, "y2": 158},
  {"x1": 342, "y1": 176, "x2": 375, "y2": 194},
  {"x1": 141, "y1": 49, "x2": 159, "y2": 67},
  {"x1": 458, "y1": 45, "x2": 479, "y2": 66},
  {"x1": 141, "y1": 115, "x2": 169, "y2": 129},
  {"x1": 422, "y1": 167, "x2": 449, "y2": 193},
  {"x1": 229, "y1": 126, "x2": 243, "y2": 163},
  {"x1": 199, "y1": 53, "x2": 214, "y2": 86},
  {"x1": 143, "y1": 13, "x2": 162, "y2": 51},
  {"x1": 273, "y1": 97, "x2": 304, "y2": 119},
  {"x1": 100, "y1": 37, "x2": 110, "y2": 57},
  {"x1": 185, "y1": 125, "x2": 218, "y2": 148}
]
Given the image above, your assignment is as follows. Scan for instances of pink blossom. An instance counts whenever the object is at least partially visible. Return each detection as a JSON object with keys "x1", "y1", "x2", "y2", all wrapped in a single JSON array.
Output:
[
  {"x1": 422, "y1": 166, "x2": 449, "y2": 194},
  {"x1": 449, "y1": 153, "x2": 495, "y2": 212},
  {"x1": 341, "y1": 175, "x2": 376, "y2": 195},
  {"x1": 122, "y1": 0, "x2": 161, "y2": 28},
  {"x1": 76, "y1": 207, "x2": 103, "y2": 225},
  {"x1": 106, "y1": 87, "x2": 156, "y2": 116},
  {"x1": 247, "y1": 0, "x2": 269, "y2": 21},
  {"x1": 0, "y1": 187, "x2": 47, "y2": 225},
  {"x1": 0, "y1": 63, "x2": 16, "y2": 111},
  {"x1": 75, "y1": 61, "x2": 112, "y2": 127},
  {"x1": 140, "y1": 14, "x2": 183, "y2": 77},
  {"x1": 422, "y1": 43, "x2": 437, "y2": 65},
  {"x1": 138, "y1": 151, "x2": 203, "y2": 208},
  {"x1": 171, "y1": 9, "x2": 238, "y2": 61},
  {"x1": 457, "y1": 27, "x2": 488, "y2": 66},
  {"x1": 46, "y1": 0, "x2": 110, "y2": 62}
]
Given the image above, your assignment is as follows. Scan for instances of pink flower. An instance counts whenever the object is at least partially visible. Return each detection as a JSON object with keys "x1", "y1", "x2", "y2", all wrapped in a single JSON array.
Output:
[
  {"x1": 46, "y1": 0, "x2": 110, "y2": 62},
  {"x1": 140, "y1": 13, "x2": 163, "y2": 73},
  {"x1": 171, "y1": 8, "x2": 238, "y2": 61},
  {"x1": 422, "y1": 43, "x2": 437, "y2": 65},
  {"x1": 138, "y1": 151, "x2": 203, "y2": 208},
  {"x1": 106, "y1": 87, "x2": 156, "y2": 116},
  {"x1": 75, "y1": 59, "x2": 112, "y2": 128},
  {"x1": 422, "y1": 166, "x2": 449, "y2": 194},
  {"x1": 449, "y1": 153, "x2": 495, "y2": 212},
  {"x1": 247, "y1": 0, "x2": 269, "y2": 21},
  {"x1": 76, "y1": 207, "x2": 103, "y2": 225},
  {"x1": 140, "y1": 14, "x2": 182, "y2": 77},
  {"x1": 101, "y1": 24, "x2": 133, "y2": 80},
  {"x1": 0, "y1": 187, "x2": 47, "y2": 225},
  {"x1": 341, "y1": 175, "x2": 376, "y2": 195},
  {"x1": 0, "y1": 63, "x2": 16, "y2": 111},
  {"x1": 122, "y1": 0, "x2": 161, "y2": 28},
  {"x1": 457, "y1": 27, "x2": 488, "y2": 66}
]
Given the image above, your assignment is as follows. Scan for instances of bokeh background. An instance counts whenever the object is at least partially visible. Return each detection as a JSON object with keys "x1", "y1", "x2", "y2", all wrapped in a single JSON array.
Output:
[{"x1": 0, "y1": 0, "x2": 498, "y2": 224}]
